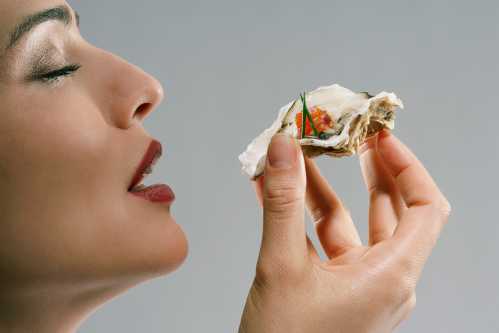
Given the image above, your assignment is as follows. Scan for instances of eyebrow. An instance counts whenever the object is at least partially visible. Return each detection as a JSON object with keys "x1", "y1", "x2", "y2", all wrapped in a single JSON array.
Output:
[{"x1": 6, "y1": 5, "x2": 79, "y2": 50}]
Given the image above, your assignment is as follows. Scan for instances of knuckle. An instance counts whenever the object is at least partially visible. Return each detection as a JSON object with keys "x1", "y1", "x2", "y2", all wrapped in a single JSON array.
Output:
[
  {"x1": 255, "y1": 257, "x2": 302, "y2": 288},
  {"x1": 427, "y1": 198, "x2": 451, "y2": 224},
  {"x1": 439, "y1": 197, "x2": 452, "y2": 220},
  {"x1": 393, "y1": 250, "x2": 419, "y2": 280},
  {"x1": 265, "y1": 178, "x2": 301, "y2": 199},
  {"x1": 400, "y1": 293, "x2": 417, "y2": 322},
  {"x1": 406, "y1": 293, "x2": 417, "y2": 312},
  {"x1": 254, "y1": 260, "x2": 276, "y2": 287},
  {"x1": 379, "y1": 270, "x2": 416, "y2": 306},
  {"x1": 369, "y1": 228, "x2": 391, "y2": 245},
  {"x1": 396, "y1": 277, "x2": 415, "y2": 304},
  {"x1": 264, "y1": 183, "x2": 303, "y2": 215}
]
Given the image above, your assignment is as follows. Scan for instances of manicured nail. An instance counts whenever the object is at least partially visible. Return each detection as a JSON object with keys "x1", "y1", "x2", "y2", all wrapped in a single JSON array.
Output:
[{"x1": 268, "y1": 134, "x2": 296, "y2": 169}]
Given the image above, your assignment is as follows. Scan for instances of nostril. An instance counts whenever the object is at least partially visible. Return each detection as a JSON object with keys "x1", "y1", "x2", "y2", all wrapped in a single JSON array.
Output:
[{"x1": 135, "y1": 102, "x2": 153, "y2": 121}]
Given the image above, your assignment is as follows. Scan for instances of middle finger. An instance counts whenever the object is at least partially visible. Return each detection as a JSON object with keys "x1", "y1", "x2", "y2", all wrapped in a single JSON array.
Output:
[{"x1": 359, "y1": 134, "x2": 406, "y2": 245}]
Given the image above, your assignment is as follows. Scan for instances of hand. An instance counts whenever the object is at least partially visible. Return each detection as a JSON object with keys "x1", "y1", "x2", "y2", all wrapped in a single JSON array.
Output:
[{"x1": 239, "y1": 131, "x2": 451, "y2": 333}]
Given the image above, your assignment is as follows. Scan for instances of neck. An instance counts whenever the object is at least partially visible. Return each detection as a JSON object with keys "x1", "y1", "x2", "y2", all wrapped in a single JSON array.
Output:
[{"x1": 0, "y1": 280, "x2": 132, "y2": 333}]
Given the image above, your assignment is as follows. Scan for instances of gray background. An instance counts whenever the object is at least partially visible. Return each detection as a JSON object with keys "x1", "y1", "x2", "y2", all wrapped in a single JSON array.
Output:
[{"x1": 68, "y1": 0, "x2": 498, "y2": 332}]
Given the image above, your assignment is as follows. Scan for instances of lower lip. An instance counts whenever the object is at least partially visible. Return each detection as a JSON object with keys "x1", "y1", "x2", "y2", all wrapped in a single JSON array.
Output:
[{"x1": 130, "y1": 184, "x2": 175, "y2": 204}]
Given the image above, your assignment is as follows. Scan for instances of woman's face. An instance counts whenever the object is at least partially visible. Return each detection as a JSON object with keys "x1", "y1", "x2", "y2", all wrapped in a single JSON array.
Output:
[{"x1": 0, "y1": 0, "x2": 187, "y2": 290}]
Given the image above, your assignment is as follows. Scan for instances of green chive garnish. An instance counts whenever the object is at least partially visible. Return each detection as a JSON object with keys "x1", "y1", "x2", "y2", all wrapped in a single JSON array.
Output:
[
  {"x1": 300, "y1": 92, "x2": 319, "y2": 138},
  {"x1": 300, "y1": 93, "x2": 306, "y2": 139}
]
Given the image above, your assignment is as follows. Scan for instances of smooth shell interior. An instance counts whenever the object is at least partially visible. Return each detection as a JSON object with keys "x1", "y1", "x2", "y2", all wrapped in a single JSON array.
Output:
[{"x1": 239, "y1": 84, "x2": 404, "y2": 179}]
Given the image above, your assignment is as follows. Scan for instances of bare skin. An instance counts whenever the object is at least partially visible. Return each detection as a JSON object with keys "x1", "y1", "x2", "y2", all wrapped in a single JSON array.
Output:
[
  {"x1": 0, "y1": 1, "x2": 187, "y2": 332},
  {"x1": 0, "y1": 1, "x2": 450, "y2": 332},
  {"x1": 239, "y1": 131, "x2": 451, "y2": 333}
]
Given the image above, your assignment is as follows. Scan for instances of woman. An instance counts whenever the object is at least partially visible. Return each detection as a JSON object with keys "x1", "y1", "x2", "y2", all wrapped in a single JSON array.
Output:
[{"x1": 0, "y1": 1, "x2": 451, "y2": 332}]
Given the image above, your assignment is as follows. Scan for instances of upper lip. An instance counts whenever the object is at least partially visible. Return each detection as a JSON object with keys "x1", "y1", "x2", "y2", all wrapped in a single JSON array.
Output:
[{"x1": 128, "y1": 139, "x2": 163, "y2": 191}]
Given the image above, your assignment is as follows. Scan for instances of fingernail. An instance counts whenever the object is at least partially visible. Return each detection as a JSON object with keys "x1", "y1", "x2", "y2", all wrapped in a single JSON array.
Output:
[{"x1": 268, "y1": 134, "x2": 296, "y2": 169}]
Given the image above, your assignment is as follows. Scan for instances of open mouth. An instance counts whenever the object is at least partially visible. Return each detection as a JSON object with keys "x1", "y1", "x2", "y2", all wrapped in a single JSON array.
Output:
[
  {"x1": 128, "y1": 139, "x2": 175, "y2": 204},
  {"x1": 128, "y1": 140, "x2": 163, "y2": 192}
]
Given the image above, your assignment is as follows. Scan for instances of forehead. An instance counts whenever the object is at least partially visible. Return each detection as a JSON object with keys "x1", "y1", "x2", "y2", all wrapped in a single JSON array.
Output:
[{"x1": 0, "y1": 0, "x2": 69, "y2": 48}]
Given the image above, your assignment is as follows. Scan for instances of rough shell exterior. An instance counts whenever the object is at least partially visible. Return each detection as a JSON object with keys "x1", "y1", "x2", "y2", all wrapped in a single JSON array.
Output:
[{"x1": 239, "y1": 84, "x2": 404, "y2": 179}]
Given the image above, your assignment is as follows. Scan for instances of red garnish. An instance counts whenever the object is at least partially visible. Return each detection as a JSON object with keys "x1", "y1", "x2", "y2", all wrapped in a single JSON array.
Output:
[{"x1": 295, "y1": 107, "x2": 334, "y2": 137}]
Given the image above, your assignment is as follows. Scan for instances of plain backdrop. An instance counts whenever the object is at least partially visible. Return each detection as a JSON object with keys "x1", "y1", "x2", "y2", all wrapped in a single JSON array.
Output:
[{"x1": 67, "y1": 1, "x2": 499, "y2": 332}]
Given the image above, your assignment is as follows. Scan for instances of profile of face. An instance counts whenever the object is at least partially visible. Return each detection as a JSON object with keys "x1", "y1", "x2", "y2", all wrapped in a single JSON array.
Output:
[{"x1": 0, "y1": 0, "x2": 188, "y2": 299}]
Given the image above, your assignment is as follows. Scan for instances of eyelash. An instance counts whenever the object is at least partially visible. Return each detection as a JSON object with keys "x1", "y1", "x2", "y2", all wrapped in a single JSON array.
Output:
[{"x1": 35, "y1": 64, "x2": 82, "y2": 83}]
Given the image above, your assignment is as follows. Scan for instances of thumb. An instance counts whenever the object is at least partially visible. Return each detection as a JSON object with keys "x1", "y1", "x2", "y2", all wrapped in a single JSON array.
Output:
[{"x1": 259, "y1": 133, "x2": 308, "y2": 272}]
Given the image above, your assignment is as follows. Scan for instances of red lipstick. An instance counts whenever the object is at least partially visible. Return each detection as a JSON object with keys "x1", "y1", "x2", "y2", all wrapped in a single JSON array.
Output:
[
  {"x1": 128, "y1": 140, "x2": 175, "y2": 205},
  {"x1": 128, "y1": 140, "x2": 162, "y2": 191}
]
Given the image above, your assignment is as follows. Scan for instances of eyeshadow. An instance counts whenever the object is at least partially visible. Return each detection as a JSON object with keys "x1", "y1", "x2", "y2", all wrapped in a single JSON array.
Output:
[{"x1": 24, "y1": 43, "x2": 66, "y2": 80}]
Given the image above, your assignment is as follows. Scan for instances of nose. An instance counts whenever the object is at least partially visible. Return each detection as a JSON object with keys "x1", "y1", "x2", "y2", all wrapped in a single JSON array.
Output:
[{"x1": 93, "y1": 48, "x2": 165, "y2": 129}]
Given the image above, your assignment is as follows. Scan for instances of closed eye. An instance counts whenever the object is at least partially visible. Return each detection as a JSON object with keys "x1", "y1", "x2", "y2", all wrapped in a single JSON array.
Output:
[{"x1": 33, "y1": 64, "x2": 81, "y2": 83}]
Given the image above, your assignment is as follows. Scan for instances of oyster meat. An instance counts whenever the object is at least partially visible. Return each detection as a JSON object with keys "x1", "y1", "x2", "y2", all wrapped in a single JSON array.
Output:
[{"x1": 239, "y1": 83, "x2": 404, "y2": 179}]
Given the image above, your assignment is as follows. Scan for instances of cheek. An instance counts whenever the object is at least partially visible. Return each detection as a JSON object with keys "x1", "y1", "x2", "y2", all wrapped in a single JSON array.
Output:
[
  {"x1": 3, "y1": 86, "x2": 108, "y2": 183},
  {"x1": 0, "y1": 86, "x2": 108, "y2": 217},
  {"x1": 0, "y1": 87, "x2": 188, "y2": 283}
]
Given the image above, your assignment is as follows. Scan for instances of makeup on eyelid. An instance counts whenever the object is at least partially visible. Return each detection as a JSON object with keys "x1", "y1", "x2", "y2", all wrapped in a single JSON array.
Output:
[
  {"x1": 5, "y1": 23, "x2": 70, "y2": 80},
  {"x1": 27, "y1": 48, "x2": 66, "y2": 78}
]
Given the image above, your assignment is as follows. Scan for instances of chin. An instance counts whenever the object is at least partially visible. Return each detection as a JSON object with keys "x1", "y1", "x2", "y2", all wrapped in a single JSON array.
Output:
[
  {"x1": 94, "y1": 198, "x2": 189, "y2": 285},
  {"x1": 148, "y1": 219, "x2": 189, "y2": 277},
  {"x1": 129, "y1": 215, "x2": 189, "y2": 280}
]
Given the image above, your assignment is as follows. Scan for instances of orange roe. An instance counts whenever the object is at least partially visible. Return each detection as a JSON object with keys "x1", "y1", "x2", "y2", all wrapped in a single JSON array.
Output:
[{"x1": 295, "y1": 107, "x2": 334, "y2": 137}]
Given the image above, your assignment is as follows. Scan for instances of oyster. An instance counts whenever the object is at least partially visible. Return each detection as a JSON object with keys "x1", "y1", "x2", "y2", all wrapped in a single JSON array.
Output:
[{"x1": 239, "y1": 83, "x2": 404, "y2": 179}]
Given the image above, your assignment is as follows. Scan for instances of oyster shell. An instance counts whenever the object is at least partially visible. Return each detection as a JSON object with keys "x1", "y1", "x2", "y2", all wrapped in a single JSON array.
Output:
[{"x1": 239, "y1": 83, "x2": 404, "y2": 179}]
